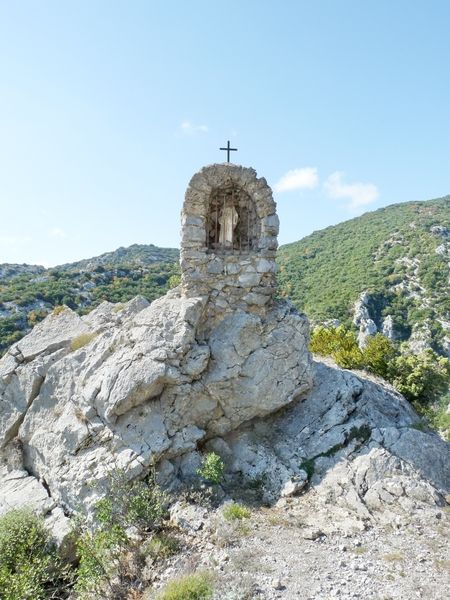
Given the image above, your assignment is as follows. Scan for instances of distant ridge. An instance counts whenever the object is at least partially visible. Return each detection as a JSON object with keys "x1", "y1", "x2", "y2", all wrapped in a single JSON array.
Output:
[
  {"x1": 56, "y1": 243, "x2": 179, "y2": 271},
  {"x1": 0, "y1": 243, "x2": 179, "y2": 354}
]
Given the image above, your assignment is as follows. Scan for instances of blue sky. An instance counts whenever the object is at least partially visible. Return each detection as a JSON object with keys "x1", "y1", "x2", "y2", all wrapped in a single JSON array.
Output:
[{"x1": 1, "y1": 1, "x2": 450, "y2": 266}]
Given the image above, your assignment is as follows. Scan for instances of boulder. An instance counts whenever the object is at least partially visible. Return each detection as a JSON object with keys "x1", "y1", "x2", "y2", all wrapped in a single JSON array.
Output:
[
  {"x1": 222, "y1": 357, "x2": 450, "y2": 525},
  {"x1": 0, "y1": 291, "x2": 312, "y2": 517}
]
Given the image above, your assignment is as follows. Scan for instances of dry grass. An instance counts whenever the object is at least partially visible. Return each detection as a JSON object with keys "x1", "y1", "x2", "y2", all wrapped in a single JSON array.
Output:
[
  {"x1": 435, "y1": 559, "x2": 450, "y2": 572},
  {"x1": 155, "y1": 571, "x2": 214, "y2": 600},
  {"x1": 382, "y1": 552, "x2": 404, "y2": 562},
  {"x1": 352, "y1": 546, "x2": 368, "y2": 555},
  {"x1": 70, "y1": 332, "x2": 97, "y2": 352},
  {"x1": 74, "y1": 406, "x2": 88, "y2": 423}
]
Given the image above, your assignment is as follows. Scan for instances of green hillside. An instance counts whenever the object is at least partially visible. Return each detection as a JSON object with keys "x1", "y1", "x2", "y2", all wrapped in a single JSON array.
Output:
[
  {"x1": 0, "y1": 245, "x2": 180, "y2": 355},
  {"x1": 278, "y1": 196, "x2": 450, "y2": 351}
]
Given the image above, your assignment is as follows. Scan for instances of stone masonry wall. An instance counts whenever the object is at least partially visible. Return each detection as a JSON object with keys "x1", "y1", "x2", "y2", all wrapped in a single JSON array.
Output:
[{"x1": 181, "y1": 164, "x2": 279, "y2": 334}]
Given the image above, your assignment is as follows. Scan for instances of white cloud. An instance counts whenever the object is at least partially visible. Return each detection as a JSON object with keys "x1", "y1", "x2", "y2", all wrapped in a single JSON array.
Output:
[
  {"x1": 49, "y1": 227, "x2": 67, "y2": 239},
  {"x1": 274, "y1": 167, "x2": 319, "y2": 193},
  {"x1": 180, "y1": 120, "x2": 208, "y2": 135},
  {"x1": 324, "y1": 171, "x2": 379, "y2": 210}
]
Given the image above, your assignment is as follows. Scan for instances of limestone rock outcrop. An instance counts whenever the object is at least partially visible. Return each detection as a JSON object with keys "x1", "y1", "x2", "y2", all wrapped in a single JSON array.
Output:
[
  {"x1": 353, "y1": 291, "x2": 377, "y2": 347},
  {"x1": 207, "y1": 357, "x2": 450, "y2": 528},
  {"x1": 0, "y1": 291, "x2": 312, "y2": 518}
]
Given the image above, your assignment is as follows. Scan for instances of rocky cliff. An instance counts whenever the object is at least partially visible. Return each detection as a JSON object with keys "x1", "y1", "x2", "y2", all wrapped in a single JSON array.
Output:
[
  {"x1": 0, "y1": 290, "x2": 311, "y2": 525},
  {"x1": 1, "y1": 289, "x2": 449, "y2": 541}
]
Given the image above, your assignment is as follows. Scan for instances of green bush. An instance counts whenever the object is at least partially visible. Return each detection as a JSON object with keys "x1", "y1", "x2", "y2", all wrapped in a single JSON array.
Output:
[
  {"x1": 197, "y1": 452, "x2": 225, "y2": 485},
  {"x1": 157, "y1": 571, "x2": 214, "y2": 600},
  {"x1": 75, "y1": 471, "x2": 169, "y2": 597},
  {"x1": 310, "y1": 326, "x2": 364, "y2": 369},
  {"x1": 362, "y1": 334, "x2": 397, "y2": 379},
  {"x1": 167, "y1": 274, "x2": 181, "y2": 289},
  {"x1": 75, "y1": 525, "x2": 127, "y2": 597},
  {"x1": 0, "y1": 508, "x2": 61, "y2": 600},
  {"x1": 222, "y1": 502, "x2": 251, "y2": 521},
  {"x1": 391, "y1": 349, "x2": 450, "y2": 408},
  {"x1": 309, "y1": 326, "x2": 450, "y2": 416}
]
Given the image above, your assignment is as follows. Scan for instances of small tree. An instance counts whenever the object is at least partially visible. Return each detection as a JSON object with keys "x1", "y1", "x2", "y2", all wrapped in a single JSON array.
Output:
[
  {"x1": 362, "y1": 334, "x2": 397, "y2": 380},
  {"x1": 310, "y1": 326, "x2": 364, "y2": 369},
  {"x1": 390, "y1": 349, "x2": 450, "y2": 408}
]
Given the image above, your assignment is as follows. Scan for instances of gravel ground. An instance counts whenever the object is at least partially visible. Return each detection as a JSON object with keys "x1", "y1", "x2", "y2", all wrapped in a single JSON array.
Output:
[{"x1": 149, "y1": 497, "x2": 450, "y2": 600}]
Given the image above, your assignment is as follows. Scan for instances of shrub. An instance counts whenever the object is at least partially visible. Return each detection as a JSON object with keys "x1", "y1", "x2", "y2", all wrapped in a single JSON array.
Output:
[
  {"x1": 390, "y1": 349, "x2": 450, "y2": 408},
  {"x1": 310, "y1": 327, "x2": 450, "y2": 414},
  {"x1": 435, "y1": 411, "x2": 450, "y2": 442},
  {"x1": 222, "y1": 502, "x2": 251, "y2": 521},
  {"x1": 0, "y1": 508, "x2": 62, "y2": 600},
  {"x1": 75, "y1": 525, "x2": 127, "y2": 597},
  {"x1": 75, "y1": 471, "x2": 169, "y2": 596},
  {"x1": 157, "y1": 571, "x2": 214, "y2": 600},
  {"x1": 310, "y1": 326, "x2": 364, "y2": 369},
  {"x1": 167, "y1": 274, "x2": 181, "y2": 289},
  {"x1": 197, "y1": 452, "x2": 224, "y2": 485},
  {"x1": 94, "y1": 473, "x2": 168, "y2": 534},
  {"x1": 144, "y1": 533, "x2": 180, "y2": 561},
  {"x1": 362, "y1": 334, "x2": 397, "y2": 379},
  {"x1": 70, "y1": 332, "x2": 97, "y2": 352},
  {"x1": 27, "y1": 309, "x2": 48, "y2": 327}
]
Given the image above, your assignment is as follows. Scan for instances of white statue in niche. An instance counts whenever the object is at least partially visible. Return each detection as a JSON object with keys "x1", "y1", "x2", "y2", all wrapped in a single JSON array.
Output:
[{"x1": 219, "y1": 205, "x2": 239, "y2": 245}]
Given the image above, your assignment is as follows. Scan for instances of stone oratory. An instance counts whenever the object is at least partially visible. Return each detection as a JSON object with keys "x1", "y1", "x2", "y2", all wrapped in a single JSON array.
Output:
[{"x1": 181, "y1": 163, "x2": 279, "y2": 332}]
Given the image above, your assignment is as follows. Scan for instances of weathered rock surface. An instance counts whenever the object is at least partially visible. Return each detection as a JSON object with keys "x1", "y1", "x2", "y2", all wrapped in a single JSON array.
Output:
[
  {"x1": 144, "y1": 354, "x2": 450, "y2": 599},
  {"x1": 353, "y1": 291, "x2": 377, "y2": 347},
  {"x1": 0, "y1": 290, "x2": 312, "y2": 518},
  {"x1": 212, "y1": 357, "x2": 450, "y2": 528}
]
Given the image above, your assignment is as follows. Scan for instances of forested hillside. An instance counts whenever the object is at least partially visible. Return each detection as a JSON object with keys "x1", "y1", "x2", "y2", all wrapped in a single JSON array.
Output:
[
  {"x1": 278, "y1": 196, "x2": 450, "y2": 353},
  {"x1": 0, "y1": 245, "x2": 180, "y2": 354}
]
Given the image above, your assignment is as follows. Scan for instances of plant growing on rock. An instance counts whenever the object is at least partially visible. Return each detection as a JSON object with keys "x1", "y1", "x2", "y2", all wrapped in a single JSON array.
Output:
[
  {"x1": 156, "y1": 571, "x2": 214, "y2": 600},
  {"x1": 390, "y1": 349, "x2": 450, "y2": 409},
  {"x1": 196, "y1": 452, "x2": 225, "y2": 485},
  {"x1": 222, "y1": 502, "x2": 251, "y2": 521},
  {"x1": 310, "y1": 326, "x2": 364, "y2": 369},
  {"x1": 0, "y1": 508, "x2": 67, "y2": 600},
  {"x1": 70, "y1": 332, "x2": 97, "y2": 352},
  {"x1": 75, "y1": 471, "x2": 169, "y2": 598}
]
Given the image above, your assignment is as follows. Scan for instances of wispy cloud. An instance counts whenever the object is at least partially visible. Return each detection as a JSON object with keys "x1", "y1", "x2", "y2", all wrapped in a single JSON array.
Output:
[
  {"x1": 49, "y1": 227, "x2": 67, "y2": 239},
  {"x1": 180, "y1": 120, "x2": 208, "y2": 135},
  {"x1": 274, "y1": 167, "x2": 319, "y2": 193},
  {"x1": 324, "y1": 171, "x2": 379, "y2": 210}
]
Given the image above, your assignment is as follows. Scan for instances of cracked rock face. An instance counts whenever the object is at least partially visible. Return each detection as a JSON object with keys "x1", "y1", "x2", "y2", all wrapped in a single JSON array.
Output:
[
  {"x1": 0, "y1": 290, "x2": 312, "y2": 517},
  {"x1": 209, "y1": 357, "x2": 450, "y2": 529}
]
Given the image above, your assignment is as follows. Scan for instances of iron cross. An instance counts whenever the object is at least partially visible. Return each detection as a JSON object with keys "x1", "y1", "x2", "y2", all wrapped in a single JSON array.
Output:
[{"x1": 220, "y1": 140, "x2": 237, "y2": 162}]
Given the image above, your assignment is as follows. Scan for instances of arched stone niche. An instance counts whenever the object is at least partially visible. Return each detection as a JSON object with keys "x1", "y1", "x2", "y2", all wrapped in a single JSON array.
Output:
[
  {"x1": 206, "y1": 183, "x2": 260, "y2": 252},
  {"x1": 180, "y1": 163, "x2": 279, "y2": 327}
]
